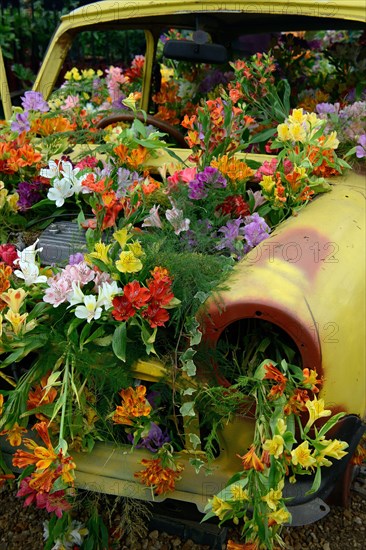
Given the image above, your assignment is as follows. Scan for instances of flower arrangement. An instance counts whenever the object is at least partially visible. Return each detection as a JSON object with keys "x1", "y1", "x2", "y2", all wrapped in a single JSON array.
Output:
[{"x1": 0, "y1": 36, "x2": 364, "y2": 548}]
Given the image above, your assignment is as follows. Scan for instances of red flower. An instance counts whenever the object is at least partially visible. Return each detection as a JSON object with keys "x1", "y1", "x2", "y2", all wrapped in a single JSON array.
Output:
[
  {"x1": 123, "y1": 281, "x2": 151, "y2": 309},
  {"x1": 111, "y1": 295, "x2": 135, "y2": 321},
  {"x1": 142, "y1": 302, "x2": 170, "y2": 328},
  {"x1": 216, "y1": 195, "x2": 250, "y2": 218},
  {"x1": 147, "y1": 278, "x2": 174, "y2": 307},
  {"x1": 0, "y1": 244, "x2": 18, "y2": 268}
]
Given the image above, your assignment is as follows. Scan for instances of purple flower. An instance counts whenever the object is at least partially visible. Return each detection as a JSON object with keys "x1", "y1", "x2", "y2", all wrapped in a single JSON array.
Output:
[
  {"x1": 188, "y1": 167, "x2": 226, "y2": 200},
  {"x1": 199, "y1": 69, "x2": 229, "y2": 94},
  {"x1": 21, "y1": 91, "x2": 49, "y2": 113},
  {"x1": 243, "y1": 213, "x2": 270, "y2": 251},
  {"x1": 216, "y1": 218, "x2": 245, "y2": 254},
  {"x1": 16, "y1": 180, "x2": 43, "y2": 210},
  {"x1": 355, "y1": 134, "x2": 366, "y2": 159},
  {"x1": 188, "y1": 179, "x2": 207, "y2": 200},
  {"x1": 69, "y1": 253, "x2": 85, "y2": 265},
  {"x1": 128, "y1": 422, "x2": 170, "y2": 452},
  {"x1": 11, "y1": 112, "x2": 30, "y2": 133},
  {"x1": 316, "y1": 103, "x2": 340, "y2": 115}
]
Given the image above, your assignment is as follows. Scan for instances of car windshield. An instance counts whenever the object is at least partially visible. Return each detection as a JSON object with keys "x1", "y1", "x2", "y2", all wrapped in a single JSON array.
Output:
[{"x1": 47, "y1": 25, "x2": 365, "y2": 154}]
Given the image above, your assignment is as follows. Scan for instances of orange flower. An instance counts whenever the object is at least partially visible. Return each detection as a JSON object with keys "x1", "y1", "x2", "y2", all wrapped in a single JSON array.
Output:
[
  {"x1": 0, "y1": 394, "x2": 3, "y2": 415},
  {"x1": 112, "y1": 385, "x2": 152, "y2": 426},
  {"x1": 102, "y1": 190, "x2": 117, "y2": 208},
  {"x1": 237, "y1": 445, "x2": 265, "y2": 472},
  {"x1": 141, "y1": 175, "x2": 161, "y2": 195},
  {"x1": 28, "y1": 467, "x2": 58, "y2": 493},
  {"x1": 27, "y1": 374, "x2": 58, "y2": 415},
  {"x1": 227, "y1": 541, "x2": 259, "y2": 550},
  {"x1": 134, "y1": 457, "x2": 184, "y2": 495},
  {"x1": 264, "y1": 363, "x2": 288, "y2": 398},
  {"x1": 302, "y1": 368, "x2": 322, "y2": 393},
  {"x1": 126, "y1": 146, "x2": 148, "y2": 170},
  {"x1": 31, "y1": 116, "x2": 76, "y2": 136},
  {"x1": 0, "y1": 473, "x2": 15, "y2": 487},
  {"x1": 154, "y1": 106, "x2": 180, "y2": 126},
  {"x1": 82, "y1": 174, "x2": 112, "y2": 194},
  {"x1": 210, "y1": 155, "x2": 254, "y2": 182},
  {"x1": 12, "y1": 449, "x2": 39, "y2": 469},
  {"x1": 0, "y1": 262, "x2": 12, "y2": 293},
  {"x1": 284, "y1": 388, "x2": 310, "y2": 415},
  {"x1": 0, "y1": 422, "x2": 27, "y2": 446},
  {"x1": 113, "y1": 143, "x2": 129, "y2": 163}
]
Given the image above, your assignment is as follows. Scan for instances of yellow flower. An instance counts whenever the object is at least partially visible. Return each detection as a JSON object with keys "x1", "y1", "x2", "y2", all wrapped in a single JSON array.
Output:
[
  {"x1": 289, "y1": 108, "x2": 307, "y2": 124},
  {"x1": 322, "y1": 131, "x2": 340, "y2": 150},
  {"x1": 64, "y1": 67, "x2": 81, "y2": 81},
  {"x1": 277, "y1": 123, "x2": 291, "y2": 141},
  {"x1": 319, "y1": 438, "x2": 348, "y2": 460},
  {"x1": 82, "y1": 92, "x2": 90, "y2": 100},
  {"x1": 122, "y1": 93, "x2": 137, "y2": 111},
  {"x1": 260, "y1": 175, "x2": 275, "y2": 193},
  {"x1": 87, "y1": 242, "x2": 111, "y2": 265},
  {"x1": 262, "y1": 483, "x2": 283, "y2": 511},
  {"x1": 211, "y1": 496, "x2": 233, "y2": 520},
  {"x1": 291, "y1": 441, "x2": 317, "y2": 469},
  {"x1": 268, "y1": 507, "x2": 291, "y2": 525},
  {"x1": 1, "y1": 288, "x2": 28, "y2": 313},
  {"x1": 116, "y1": 251, "x2": 142, "y2": 274},
  {"x1": 0, "y1": 422, "x2": 27, "y2": 446},
  {"x1": 128, "y1": 241, "x2": 144, "y2": 258},
  {"x1": 305, "y1": 111, "x2": 319, "y2": 125},
  {"x1": 305, "y1": 396, "x2": 332, "y2": 430},
  {"x1": 288, "y1": 123, "x2": 307, "y2": 143},
  {"x1": 0, "y1": 189, "x2": 8, "y2": 209},
  {"x1": 113, "y1": 227, "x2": 131, "y2": 249},
  {"x1": 230, "y1": 484, "x2": 249, "y2": 501},
  {"x1": 4, "y1": 310, "x2": 28, "y2": 335},
  {"x1": 81, "y1": 68, "x2": 96, "y2": 79},
  {"x1": 276, "y1": 418, "x2": 286, "y2": 435},
  {"x1": 262, "y1": 435, "x2": 284, "y2": 458},
  {"x1": 7, "y1": 192, "x2": 19, "y2": 212},
  {"x1": 160, "y1": 65, "x2": 174, "y2": 82}
]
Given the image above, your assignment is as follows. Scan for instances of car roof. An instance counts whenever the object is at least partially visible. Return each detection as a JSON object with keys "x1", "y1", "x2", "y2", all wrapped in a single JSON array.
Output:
[{"x1": 64, "y1": 1, "x2": 366, "y2": 26}]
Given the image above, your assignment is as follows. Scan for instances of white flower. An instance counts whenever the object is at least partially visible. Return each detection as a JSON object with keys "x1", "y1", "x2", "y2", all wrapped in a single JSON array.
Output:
[
  {"x1": 40, "y1": 159, "x2": 60, "y2": 180},
  {"x1": 59, "y1": 160, "x2": 80, "y2": 184},
  {"x1": 74, "y1": 295, "x2": 102, "y2": 323},
  {"x1": 67, "y1": 281, "x2": 86, "y2": 306},
  {"x1": 97, "y1": 281, "x2": 121, "y2": 309},
  {"x1": 47, "y1": 178, "x2": 74, "y2": 207},
  {"x1": 15, "y1": 239, "x2": 43, "y2": 265},
  {"x1": 165, "y1": 202, "x2": 190, "y2": 235},
  {"x1": 14, "y1": 261, "x2": 47, "y2": 286}
]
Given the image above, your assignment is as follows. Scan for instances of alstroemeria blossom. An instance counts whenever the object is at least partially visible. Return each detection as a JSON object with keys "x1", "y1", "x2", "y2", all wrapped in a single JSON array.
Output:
[
  {"x1": 14, "y1": 261, "x2": 47, "y2": 286},
  {"x1": 74, "y1": 295, "x2": 103, "y2": 323},
  {"x1": 47, "y1": 178, "x2": 74, "y2": 207}
]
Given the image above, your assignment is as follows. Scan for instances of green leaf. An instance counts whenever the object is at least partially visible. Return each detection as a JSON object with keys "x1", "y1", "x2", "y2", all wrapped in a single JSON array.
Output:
[
  {"x1": 179, "y1": 401, "x2": 196, "y2": 417},
  {"x1": 188, "y1": 433, "x2": 201, "y2": 449},
  {"x1": 112, "y1": 323, "x2": 127, "y2": 362},
  {"x1": 306, "y1": 466, "x2": 322, "y2": 495},
  {"x1": 181, "y1": 359, "x2": 197, "y2": 377},
  {"x1": 93, "y1": 335, "x2": 113, "y2": 347},
  {"x1": 249, "y1": 126, "x2": 277, "y2": 145}
]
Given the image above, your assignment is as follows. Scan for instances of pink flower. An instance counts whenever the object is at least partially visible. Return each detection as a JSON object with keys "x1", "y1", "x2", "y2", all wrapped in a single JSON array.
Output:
[
  {"x1": 167, "y1": 167, "x2": 197, "y2": 192},
  {"x1": 43, "y1": 276, "x2": 73, "y2": 307},
  {"x1": 17, "y1": 477, "x2": 71, "y2": 518},
  {"x1": 254, "y1": 158, "x2": 278, "y2": 181},
  {"x1": 61, "y1": 95, "x2": 80, "y2": 110}
]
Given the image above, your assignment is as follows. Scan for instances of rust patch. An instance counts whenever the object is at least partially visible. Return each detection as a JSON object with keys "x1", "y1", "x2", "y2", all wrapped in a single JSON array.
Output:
[{"x1": 254, "y1": 227, "x2": 338, "y2": 282}]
